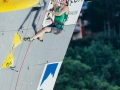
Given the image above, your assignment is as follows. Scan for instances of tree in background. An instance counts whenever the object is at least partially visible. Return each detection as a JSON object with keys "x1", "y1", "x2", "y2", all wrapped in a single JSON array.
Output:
[
  {"x1": 87, "y1": 0, "x2": 120, "y2": 36},
  {"x1": 54, "y1": 33, "x2": 120, "y2": 90}
]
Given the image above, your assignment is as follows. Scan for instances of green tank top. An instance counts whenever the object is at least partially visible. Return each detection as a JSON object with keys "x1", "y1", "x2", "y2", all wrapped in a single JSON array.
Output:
[{"x1": 54, "y1": 6, "x2": 68, "y2": 30}]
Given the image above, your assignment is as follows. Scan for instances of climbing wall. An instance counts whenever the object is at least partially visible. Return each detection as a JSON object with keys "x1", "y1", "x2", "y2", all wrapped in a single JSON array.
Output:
[{"x1": 0, "y1": 0, "x2": 84, "y2": 90}]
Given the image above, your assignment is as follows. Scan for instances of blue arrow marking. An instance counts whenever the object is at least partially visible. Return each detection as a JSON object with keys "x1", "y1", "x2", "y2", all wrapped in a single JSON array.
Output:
[{"x1": 40, "y1": 63, "x2": 58, "y2": 86}]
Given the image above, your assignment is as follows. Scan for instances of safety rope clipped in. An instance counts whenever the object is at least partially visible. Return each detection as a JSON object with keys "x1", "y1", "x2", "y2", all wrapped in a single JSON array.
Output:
[{"x1": 47, "y1": 14, "x2": 62, "y2": 35}]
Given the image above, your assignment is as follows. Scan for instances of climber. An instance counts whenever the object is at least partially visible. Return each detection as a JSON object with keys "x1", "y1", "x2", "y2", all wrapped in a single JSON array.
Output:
[{"x1": 24, "y1": 0, "x2": 69, "y2": 42}]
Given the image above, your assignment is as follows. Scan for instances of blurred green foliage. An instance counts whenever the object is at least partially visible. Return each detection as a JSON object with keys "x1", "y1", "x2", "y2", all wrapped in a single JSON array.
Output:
[{"x1": 54, "y1": 32, "x2": 120, "y2": 90}]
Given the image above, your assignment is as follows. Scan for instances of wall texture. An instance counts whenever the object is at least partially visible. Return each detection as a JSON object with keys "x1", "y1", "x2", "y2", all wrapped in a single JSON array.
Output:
[{"x1": 0, "y1": 0, "x2": 76, "y2": 89}]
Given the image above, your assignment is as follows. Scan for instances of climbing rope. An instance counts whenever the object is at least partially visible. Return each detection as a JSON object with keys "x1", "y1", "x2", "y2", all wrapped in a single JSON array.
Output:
[
  {"x1": 14, "y1": 7, "x2": 45, "y2": 90},
  {"x1": 14, "y1": 41, "x2": 31, "y2": 90}
]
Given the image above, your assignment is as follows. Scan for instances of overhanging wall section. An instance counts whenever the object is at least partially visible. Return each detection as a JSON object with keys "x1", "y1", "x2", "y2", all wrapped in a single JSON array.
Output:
[{"x1": 0, "y1": 0, "x2": 82, "y2": 89}]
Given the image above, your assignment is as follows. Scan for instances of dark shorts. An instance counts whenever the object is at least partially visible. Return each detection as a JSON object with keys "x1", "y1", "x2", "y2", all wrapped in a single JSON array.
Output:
[{"x1": 47, "y1": 23, "x2": 62, "y2": 34}]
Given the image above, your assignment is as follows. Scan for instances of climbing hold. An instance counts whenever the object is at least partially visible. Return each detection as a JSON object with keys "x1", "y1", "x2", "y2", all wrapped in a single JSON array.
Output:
[
  {"x1": 4, "y1": 0, "x2": 9, "y2": 2},
  {"x1": 0, "y1": 0, "x2": 39, "y2": 12},
  {"x1": 1, "y1": 50, "x2": 14, "y2": 68},
  {"x1": 12, "y1": 32, "x2": 22, "y2": 50}
]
